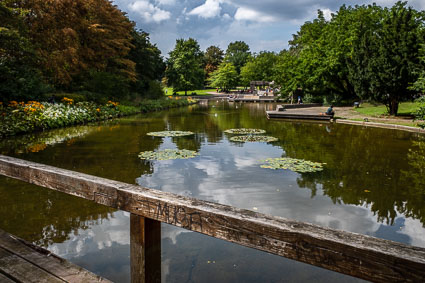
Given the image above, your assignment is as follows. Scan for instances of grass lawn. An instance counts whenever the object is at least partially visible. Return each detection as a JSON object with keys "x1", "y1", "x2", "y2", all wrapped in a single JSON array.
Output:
[
  {"x1": 164, "y1": 87, "x2": 216, "y2": 96},
  {"x1": 355, "y1": 102, "x2": 422, "y2": 116}
]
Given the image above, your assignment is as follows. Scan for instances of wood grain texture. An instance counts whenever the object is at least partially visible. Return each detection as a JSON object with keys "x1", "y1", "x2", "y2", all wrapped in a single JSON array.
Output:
[
  {"x1": 130, "y1": 215, "x2": 161, "y2": 283},
  {"x1": 0, "y1": 229, "x2": 110, "y2": 282},
  {"x1": 1, "y1": 154, "x2": 425, "y2": 282}
]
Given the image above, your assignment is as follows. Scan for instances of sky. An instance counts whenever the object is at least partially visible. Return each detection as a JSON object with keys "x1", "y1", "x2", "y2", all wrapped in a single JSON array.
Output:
[{"x1": 112, "y1": 0, "x2": 425, "y2": 56}]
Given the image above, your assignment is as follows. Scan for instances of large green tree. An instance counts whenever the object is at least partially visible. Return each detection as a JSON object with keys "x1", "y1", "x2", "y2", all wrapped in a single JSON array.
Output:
[
  {"x1": 24, "y1": 0, "x2": 136, "y2": 88},
  {"x1": 166, "y1": 38, "x2": 204, "y2": 95},
  {"x1": 208, "y1": 62, "x2": 238, "y2": 92},
  {"x1": 204, "y1": 45, "x2": 224, "y2": 78},
  {"x1": 224, "y1": 41, "x2": 251, "y2": 75},
  {"x1": 240, "y1": 51, "x2": 277, "y2": 86},
  {"x1": 128, "y1": 30, "x2": 165, "y2": 98},
  {"x1": 349, "y1": 2, "x2": 422, "y2": 115}
]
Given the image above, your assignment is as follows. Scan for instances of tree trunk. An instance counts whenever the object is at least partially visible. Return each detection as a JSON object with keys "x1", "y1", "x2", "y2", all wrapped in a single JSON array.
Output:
[{"x1": 389, "y1": 99, "x2": 399, "y2": 116}]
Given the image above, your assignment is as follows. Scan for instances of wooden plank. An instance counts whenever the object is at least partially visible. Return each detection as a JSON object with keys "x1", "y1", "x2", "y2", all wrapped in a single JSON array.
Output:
[
  {"x1": 0, "y1": 230, "x2": 111, "y2": 282},
  {"x1": 266, "y1": 111, "x2": 332, "y2": 120},
  {"x1": 0, "y1": 247, "x2": 63, "y2": 283},
  {"x1": 0, "y1": 155, "x2": 425, "y2": 282},
  {"x1": 0, "y1": 272, "x2": 16, "y2": 282},
  {"x1": 130, "y1": 215, "x2": 161, "y2": 283}
]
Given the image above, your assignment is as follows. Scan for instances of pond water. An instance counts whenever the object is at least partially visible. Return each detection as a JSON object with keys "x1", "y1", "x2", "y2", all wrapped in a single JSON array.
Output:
[{"x1": 1, "y1": 101, "x2": 424, "y2": 282}]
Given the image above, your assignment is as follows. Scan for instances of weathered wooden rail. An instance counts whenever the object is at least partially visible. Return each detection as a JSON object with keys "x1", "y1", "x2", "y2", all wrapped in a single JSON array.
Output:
[{"x1": 0, "y1": 154, "x2": 424, "y2": 282}]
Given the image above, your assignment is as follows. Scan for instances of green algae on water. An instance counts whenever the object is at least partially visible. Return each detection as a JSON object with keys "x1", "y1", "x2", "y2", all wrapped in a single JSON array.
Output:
[
  {"x1": 147, "y1": 131, "x2": 194, "y2": 137},
  {"x1": 230, "y1": 135, "x2": 278, "y2": 142},
  {"x1": 138, "y1": 149, "x2": 199, "y2": 160},
  {"x1": 260, "y1": 157, "x2": 325, "y2": 173},
  {"x1": 224, "y1": 128, "x2": 266, "y2": 135}
]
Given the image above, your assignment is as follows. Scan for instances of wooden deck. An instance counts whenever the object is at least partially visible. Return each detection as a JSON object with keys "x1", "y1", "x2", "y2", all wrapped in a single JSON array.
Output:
[
  {"x1": 0, "y1": 229, "x2": 110, "y2": 282},
  {"x1": 267, "y1": 106, "x2": 332, "y2": 121}
]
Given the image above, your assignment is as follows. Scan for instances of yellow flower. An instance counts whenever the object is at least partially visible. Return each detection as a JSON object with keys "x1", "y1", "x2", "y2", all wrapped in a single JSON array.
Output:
[{"x1": 96, "y1": 108, "x2": 100, "y2": 112}]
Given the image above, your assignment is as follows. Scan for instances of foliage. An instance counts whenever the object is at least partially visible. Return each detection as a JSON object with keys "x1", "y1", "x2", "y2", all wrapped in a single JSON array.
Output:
[
  {"x1": 138, "y1": 149, "x2": 198, "y2": 161},
  {"x1": 348, "y1": 2, "x2": 423, "y2": 115},
  {"x1": 143, "y1": 80, "x2": 165, "y2": 99},
  {"x1": 166, "y1": 38, "x2": 205, "y2": 95},
  {"x1": 204, "y1": 45, "x2": 224, "y2": 79},
  {"x1": 240, "y1": 52, "x2": 277, "y2": 86},
  {"x1": 224, "y1": 128, "x2": 266, "y2": 134},
  {"x1": 224, "y1": 41, "x2": 251, "y2": 75},
  {"x1": 22, "y1": 0, "x2": 135, "y2": 87},
  {"x1": 82, "y1": 71, "x2": 131, "y2": 100},
  {"x1": 0, "y1": 100, "x2": 139, "y2": 137},
  {"x1": 208, "y1": 63, "x2": 238, "y2": 92},
  {"x1": 128, "y1": 30, "x2": 165, "y2": 97},
  {"x1": 275, "y1": 3, "x2": 424, "y2": 109},
  {"x1": 411, "y1": 46, "x2": 425, "y2": 93},
  {"x1": 147, "y1": 131, "x2": 194, "y2": 137},
  {"x1": 260, "y1": 157, "x2": 325, "y2": 173},
  {"x1": 0, "y1": 1, "x2": 49, "y2": 101},
  {"x1": 229, "y1": 136, "x2": 278, "y2": 142},
  {"x1": 414, "y1": 97, "x2": 425, "y2": 128}
]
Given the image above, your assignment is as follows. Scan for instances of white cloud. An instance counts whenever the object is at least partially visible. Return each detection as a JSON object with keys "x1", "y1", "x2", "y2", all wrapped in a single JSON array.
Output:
[
  {"x1": 188, "y1": 0, "x2": 222, "y2": 19},
  {"x1": 321, "y1": 8, "x2": 333, "y2": 21},
  {"x1": 128, "y1": 0, "x2": 171, "y2": 23},
  {"x1": 234, "y1": 7, "x2": 277, "y2": 23},
  {"x1": 155, "y1": 0, "x2": 176, "y2": 5}
]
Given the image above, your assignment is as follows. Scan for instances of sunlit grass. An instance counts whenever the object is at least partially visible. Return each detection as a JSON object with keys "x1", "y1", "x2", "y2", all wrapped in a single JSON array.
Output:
[
  {"x1": 355, "y1": 102, "x2": 421, "y2": 116},
  {"x1": 164, "y1": 87, "x2": 216, "y2": 96}
]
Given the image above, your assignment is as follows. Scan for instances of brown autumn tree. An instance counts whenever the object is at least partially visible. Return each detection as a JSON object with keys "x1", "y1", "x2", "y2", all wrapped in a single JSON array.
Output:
[{"x1": 24, "y1": 0, "x2": 135, "y2": 87}]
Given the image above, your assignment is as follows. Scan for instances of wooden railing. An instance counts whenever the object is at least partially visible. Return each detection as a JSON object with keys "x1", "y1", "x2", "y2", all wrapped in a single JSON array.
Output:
[{"x1": 0, "y1": 154, "x2": 424, "y2": 283}]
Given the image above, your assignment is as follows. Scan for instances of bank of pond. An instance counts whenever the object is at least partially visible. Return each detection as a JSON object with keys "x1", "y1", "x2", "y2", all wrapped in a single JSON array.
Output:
[{"x1": 0, "y1": 97, "x2": 197, "y2": 137}]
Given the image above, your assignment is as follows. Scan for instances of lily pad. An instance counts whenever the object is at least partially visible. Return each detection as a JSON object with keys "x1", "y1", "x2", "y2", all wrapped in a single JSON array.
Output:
[
  {"x1": 224, "y1": 128, "x2": 266, "y2": 135},
  {"x1": 260, "y1": 157, "x2": 325, "y2": 173},
  {"x1": 147, "y1": 131, "x2": 194, "y2": 137},
  {"x1": 138, "y1": 149, "x2": 198, "y2": 160},
  {"x1": 229, "y1": 135, "x2": 278, "y2": 142}
]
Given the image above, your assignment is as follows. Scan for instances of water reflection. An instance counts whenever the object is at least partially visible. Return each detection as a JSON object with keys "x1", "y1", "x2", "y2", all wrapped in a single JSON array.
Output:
[{"x1": 0, "y1": 101, "x2": 424, "y2": 282}]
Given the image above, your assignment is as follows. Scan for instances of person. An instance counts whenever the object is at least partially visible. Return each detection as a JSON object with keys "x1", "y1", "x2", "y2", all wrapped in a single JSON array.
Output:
[
  {"x1": 326, "y1": 105, "x2": 335, "y2": 117},
  {"x1": 297, "y1": 96, "x2": 301, "y2": 104}
]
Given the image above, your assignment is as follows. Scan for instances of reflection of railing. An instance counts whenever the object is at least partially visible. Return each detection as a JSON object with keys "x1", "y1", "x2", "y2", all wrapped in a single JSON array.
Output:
[{"x1": 0, "y1": 154, "x2": 424, "y2": 283}]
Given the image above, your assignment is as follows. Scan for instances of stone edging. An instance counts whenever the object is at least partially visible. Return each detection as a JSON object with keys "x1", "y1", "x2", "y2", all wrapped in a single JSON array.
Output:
[{"x1": 335, "y1": 119, "x2": 425, "y2": 134}]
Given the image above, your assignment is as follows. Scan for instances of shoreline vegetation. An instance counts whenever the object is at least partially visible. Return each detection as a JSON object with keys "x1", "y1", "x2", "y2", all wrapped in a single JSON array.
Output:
[{"x1": 0, "y1": 97, "x2": 197, "y2": 138}]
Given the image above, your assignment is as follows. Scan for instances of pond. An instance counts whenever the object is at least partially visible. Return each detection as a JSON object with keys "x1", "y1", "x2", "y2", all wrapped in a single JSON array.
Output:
[{"x1": 1, "y1": 101, "x2": 424, "y2": 282}]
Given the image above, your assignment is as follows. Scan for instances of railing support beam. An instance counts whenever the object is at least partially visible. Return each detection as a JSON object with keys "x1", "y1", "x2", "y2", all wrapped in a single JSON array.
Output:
[{"x1": 130, "y1": 214, "x2": 161, "y2": 283}]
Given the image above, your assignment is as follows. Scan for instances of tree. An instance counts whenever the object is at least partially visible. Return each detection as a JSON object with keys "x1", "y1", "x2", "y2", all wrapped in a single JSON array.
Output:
[
  {"x1": 128, "y1": 30, "x2": 165, "y2": 98},
  {"x1": 24, "y1": 0, "x2": 135, "y2": 88},
  {"x1": 208, "y1": 63, "x2": 238, "y2": 92},
  {"x1": 240, "y1": 51, "x2": 277, "y2": 86},
  {"x1": 204, "y1": 45, "x2": 224, "y2": 78},
  {"x1": 349, "y1": 2, "x2": 422, "y2": 115},
  {"x1": 273, "y1": 50, "x2": 302, "y2": 98},
  {"x1": 0, "y1": 1, "x2": 48, "y2": 101},
  {"x1": 166, "y1": 38, "x2": 204, "y2": 95},
  {"x1": 224, "y1": 41, "x2": 251, "y2": 75},
  {"x1": 412, "y1": 46, "x2": 425, "y2": 93}
]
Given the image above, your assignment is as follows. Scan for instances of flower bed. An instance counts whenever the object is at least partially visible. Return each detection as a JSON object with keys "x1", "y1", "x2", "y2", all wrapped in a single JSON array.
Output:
[{"x1": 0, "y1": 99, "x2": 139, "y2": 137}]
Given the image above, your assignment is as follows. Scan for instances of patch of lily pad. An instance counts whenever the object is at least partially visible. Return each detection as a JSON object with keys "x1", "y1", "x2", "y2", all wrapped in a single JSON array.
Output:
[
  {"x1": 224, "y1": 128, "x2": 266, "y2": 135},
  {"x1": 230, "y1": 135, "x2": 278, "y2": 142},
  {"x1": 260, "y1": 157, "x2": 325, "y2": 173},
  {"x1": 147, "y1": 131, "x2": 194, "y2": 137},
  {"x1": 138, "y1": 149, "x2": 199, "y2": 160}
]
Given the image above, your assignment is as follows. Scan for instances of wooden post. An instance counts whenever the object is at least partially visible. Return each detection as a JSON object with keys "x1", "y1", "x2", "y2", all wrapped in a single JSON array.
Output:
[{"x1": 130, "y1": 214, "x2": 161, "y2": 283}]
